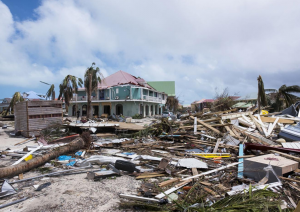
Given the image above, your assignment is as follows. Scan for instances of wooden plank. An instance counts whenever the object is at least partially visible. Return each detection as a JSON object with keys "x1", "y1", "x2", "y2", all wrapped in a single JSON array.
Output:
[
  {"x1": 279, "y1": 176, "x2": 300, "y2": 184},
  {"x1": 181, "y1": 162, "x2": 242, "y2": 181},
  {"x1": 267, "y1": 117, "x2": 279, "y2": 135},
  {"x1": 192, "y1": 168, "x2": 198, "y2": 176},
  {"x1": 199, "y1": 181, "x2": 212, "y2": 186},
  {"x1": 158, "y1": 178, "x2": 180, "y2": 187},
  {"x1": 14, "y1": 137, "x2": 35, "y2": 146},
  {"x1": 221, "y1": 111, "x2": 253, "y2": 120},
  {"x1": 191, "y1": 116, "x2": 223, "y2": 136},
  {"x1": 136, "y1": 173, "x2": 165, "y2": 179},
  {"x1": 192, "y1": 140, "x2": 239, "y2": 149},
  {"x1": 220, "y1": 120, "x2": 235, "y2": 137},
  {"x1": 175, "y1": 179, "x2": 192, "y2": 188},
  {"x1": 269, "y1": 150, "x2": 300, "y2": 162},
  {"x1": 232, "y1": 125, "x2": 277, "y2": 145},
  {"x1": 249, "y1": 114, "x2": 264, "y2": 135},
  {"x1": 155, "y1": 180, "x2": 191, "y2": 199},
  {"x1": 260, "y1": 116, "x2": 294, "y2": 124},
  {"x1": 213, "y1": 138, "x2": 221, "y2": 153}
]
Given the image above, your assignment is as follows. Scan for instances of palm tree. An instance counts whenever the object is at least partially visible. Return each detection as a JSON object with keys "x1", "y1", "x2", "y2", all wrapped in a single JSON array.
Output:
[
  {"x1": 257, "y1": 75, "x2": 267, "y2": 114},
  {"x1": 40, "y1": 81, "x2": 55, "y2": 100},
  {"x1": 58, "y1": 75, "x2": 83, "y2": 113},
  {"x1": 274, "y1": 85, "x2": 300, "y2": 111},
  {"x1": 4, "y1": 92, "x2": 24, "y2": 116},
  {"x1": 84, "y1": 63, "x2": 103, "y2": 119}
]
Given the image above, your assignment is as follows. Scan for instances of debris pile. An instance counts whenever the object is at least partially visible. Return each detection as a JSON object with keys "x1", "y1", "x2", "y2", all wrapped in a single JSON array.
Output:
[{"x1": 1, "y1": 105, "x2": 300, "y2": 211}]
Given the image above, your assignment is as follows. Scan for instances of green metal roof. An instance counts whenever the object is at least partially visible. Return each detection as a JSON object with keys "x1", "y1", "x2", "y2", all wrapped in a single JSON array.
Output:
[
  {"x1": 232, "y1": 102, "x2": 247, "y2": 108},
  {"x1": 147, "y1": 81, "x2": 175, "y2": 96}
]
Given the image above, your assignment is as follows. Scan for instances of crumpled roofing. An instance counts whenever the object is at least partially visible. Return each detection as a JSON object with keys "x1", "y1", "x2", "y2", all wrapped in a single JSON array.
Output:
[{"x1": 98, "y1": 70, "x2": 153, "y2": 89}]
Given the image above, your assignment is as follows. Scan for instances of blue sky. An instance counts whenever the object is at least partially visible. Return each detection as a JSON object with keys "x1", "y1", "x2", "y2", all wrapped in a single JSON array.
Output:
[{"x1": 1, "y1": 0, "x2": 300, "y2": 104}]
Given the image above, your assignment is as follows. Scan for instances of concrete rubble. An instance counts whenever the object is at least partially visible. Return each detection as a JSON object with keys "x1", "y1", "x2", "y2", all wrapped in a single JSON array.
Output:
[{"x1": 1, "y1": 106, "x2": 300, "y2": 211}]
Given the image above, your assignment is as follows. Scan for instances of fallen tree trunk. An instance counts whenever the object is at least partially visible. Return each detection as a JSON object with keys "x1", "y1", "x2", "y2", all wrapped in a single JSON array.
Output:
[{"x1": 0, "y1": 137, "x2": 85, "y2": 179}]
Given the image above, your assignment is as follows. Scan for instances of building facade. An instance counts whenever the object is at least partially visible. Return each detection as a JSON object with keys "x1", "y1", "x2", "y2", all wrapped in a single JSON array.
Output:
[{"x1": 68, "y1": 71, "x2": 168, "y2": 117}]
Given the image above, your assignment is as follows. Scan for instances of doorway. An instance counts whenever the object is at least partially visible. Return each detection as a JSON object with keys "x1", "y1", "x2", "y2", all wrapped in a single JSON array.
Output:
[
  {"x1": 103, "y1": 105, "x2": 111, "y2": 115},
  {"x1": 116, "y1": 104, "x2": 123, "y2": 115},
  {"x1": 93, "y1": 105, "x2": 99, "y2": 116},
  {"x1": 72, "y1": 105, "x2": 76, "y2": 116},
  {"x1": 82, "y1": 105, "x2": 87, "y2": 116}
]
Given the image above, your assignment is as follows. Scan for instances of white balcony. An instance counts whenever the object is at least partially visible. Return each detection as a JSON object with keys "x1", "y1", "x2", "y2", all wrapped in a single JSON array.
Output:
[
  {"x1": 143, "y1": 95, "x2": 162, "y2": 103},
  {"x1": 71, "y1": 95, "x2": 98, "y2": 101}
]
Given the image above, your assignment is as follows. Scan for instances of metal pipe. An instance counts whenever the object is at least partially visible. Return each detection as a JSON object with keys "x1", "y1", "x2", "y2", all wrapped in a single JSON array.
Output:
[
  {"x1": 0, "y1": 197, "x2": 28, "y2": 209},
  {"x1": 9, "y1": 165, "x2": 92, "y2": 184}
]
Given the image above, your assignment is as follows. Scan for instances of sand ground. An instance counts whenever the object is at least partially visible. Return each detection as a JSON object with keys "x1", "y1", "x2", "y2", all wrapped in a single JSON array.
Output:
[{"x1": 0, "y1": 120, "x2": 145, "y2": 211}]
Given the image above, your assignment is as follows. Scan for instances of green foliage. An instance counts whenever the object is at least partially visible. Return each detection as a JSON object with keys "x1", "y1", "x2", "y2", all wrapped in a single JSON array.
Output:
[
  {"x1": 274, "y1": 84, "x2": 300, "y2": 111},
  {"x1": 4, "y1": 92, "x2": 24, "y2": 116},
  {"x1": 132, "y1": 113, "x2": 143, "y2": 119},
  {"x1": 58, "y1": 75, "x2": 83, "y2": 109},
  {"x1": 46, "y1": 84, "x2": 55, "y2": 100},
  {"x1": 171, "y1": 185, "x2": 287, "y2": 212}
]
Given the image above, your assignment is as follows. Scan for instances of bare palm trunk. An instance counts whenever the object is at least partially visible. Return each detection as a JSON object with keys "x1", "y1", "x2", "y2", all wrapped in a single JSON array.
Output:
[
  {"x1": 0, "y1": 137, "x2": 85, "y2": 179},
  {"x1": 52, "y1": 91, "x2": 55, "y2": 101},
  {"x1": 87, "y1": 73, "x2": 93, "y2": 119},
  {"x1": 257, "y1": 79, "x2": 261, "y2": 115}
]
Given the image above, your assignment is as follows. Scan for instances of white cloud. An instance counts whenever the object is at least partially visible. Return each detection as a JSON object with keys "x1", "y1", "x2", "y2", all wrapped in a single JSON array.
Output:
[{"x1": 1, "y1": 0, "x2": 300, "y2": 103}]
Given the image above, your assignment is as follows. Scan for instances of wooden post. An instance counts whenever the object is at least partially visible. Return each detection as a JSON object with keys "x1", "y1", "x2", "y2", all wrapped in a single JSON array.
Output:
[
  {"x1": 194, "y1": 117, "x2": 197, "y2": 134},
  {"x1": 26, "y1": 101, "x2": 29, "y2": 138}
]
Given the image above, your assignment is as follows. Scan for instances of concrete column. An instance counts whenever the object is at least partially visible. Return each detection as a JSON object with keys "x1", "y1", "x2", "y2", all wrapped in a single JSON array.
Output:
[
  {"x1": 143, "y1": 104, "x2": 146, "y2": 117},
  {"x1": 148, "y1": 105, "x2": 151, "y2": 116}
]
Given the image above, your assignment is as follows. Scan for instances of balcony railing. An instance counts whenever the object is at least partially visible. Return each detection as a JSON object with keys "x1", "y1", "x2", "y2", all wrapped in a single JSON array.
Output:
[
  {"x1": 71, "y1": 96, "x2": 98, "y2": 101},
  {"x1": 143, "y1": 95, "x2": 162, "y2": 103},
  {"x1": 71, "y1": 95, "x2": 163, "y2": 103}
]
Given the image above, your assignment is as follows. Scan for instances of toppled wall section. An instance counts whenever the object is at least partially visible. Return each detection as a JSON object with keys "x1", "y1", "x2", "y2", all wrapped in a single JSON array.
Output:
[{"x1": 14, "y1": 101, "x2": 63, "y2": 138}]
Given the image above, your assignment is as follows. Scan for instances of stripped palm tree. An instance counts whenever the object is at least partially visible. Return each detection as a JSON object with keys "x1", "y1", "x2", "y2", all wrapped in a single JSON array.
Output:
[
  {"x1": 40, "y1": 81, "x2": 55, "y2": 100},
  {"x1": 58, "y1": 75, "x2": 83, "y2": 113},
  {"x1": 4, "y1": 92, "x2": 24, "y2": 116},
  {"x1": 84, "y1": 63, "x2": 103, "y2": 119},
  {"x1": 257, "y1": 75, "x2": 268, "y2": 114},
  {"x1": 274, "y1": 85, "x2": 300, "y2": 111}
]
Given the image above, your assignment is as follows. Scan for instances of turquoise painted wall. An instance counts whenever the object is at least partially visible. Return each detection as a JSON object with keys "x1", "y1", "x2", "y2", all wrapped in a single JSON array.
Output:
[
  {"x1": 111, "y1": 86, "x2": 131, "y2": 100},
  {"x1": 69, "y1": 101, "x2": 162, "y2": 117},
  {"x1": 111, "y1": 101, "x2": 140, "y2": 116},
  {"x1": 131, "y1": 88, "x2": 141, "y2": 99}
]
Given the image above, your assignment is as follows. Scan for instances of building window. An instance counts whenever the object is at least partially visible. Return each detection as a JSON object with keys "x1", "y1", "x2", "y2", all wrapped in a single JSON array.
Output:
[
  {"x1": 116, "y1": 88, "x2": 119, "y2": 94},
  {"x1": 99, "y1": 90, "x2": 105, "y2": 100}
]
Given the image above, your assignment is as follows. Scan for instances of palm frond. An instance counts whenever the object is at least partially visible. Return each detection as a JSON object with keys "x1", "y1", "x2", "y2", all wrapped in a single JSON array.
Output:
[
  {"x1": 283, "y1": 85, "x2": 300, "y2": 93},
  {"x1": 46, "y1": 84, "x2": 55, "y2": 100},
  {"x1": 58, "y1": 74, "x2": 82, "y2": 109},
  {"x1": 4, "y1": 92, "x2": 24, "y2": 115}
]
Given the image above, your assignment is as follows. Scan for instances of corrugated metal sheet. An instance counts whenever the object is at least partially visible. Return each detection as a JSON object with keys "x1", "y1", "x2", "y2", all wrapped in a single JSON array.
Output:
[{"x1": 282, "y1": 142, "x2": 300, "y2": 149}]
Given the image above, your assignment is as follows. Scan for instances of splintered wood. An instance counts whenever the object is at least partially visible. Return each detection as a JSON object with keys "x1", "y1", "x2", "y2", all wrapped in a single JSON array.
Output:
[{"x1": 158, "y1": 178, "x2": 180, "y2": 187}]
